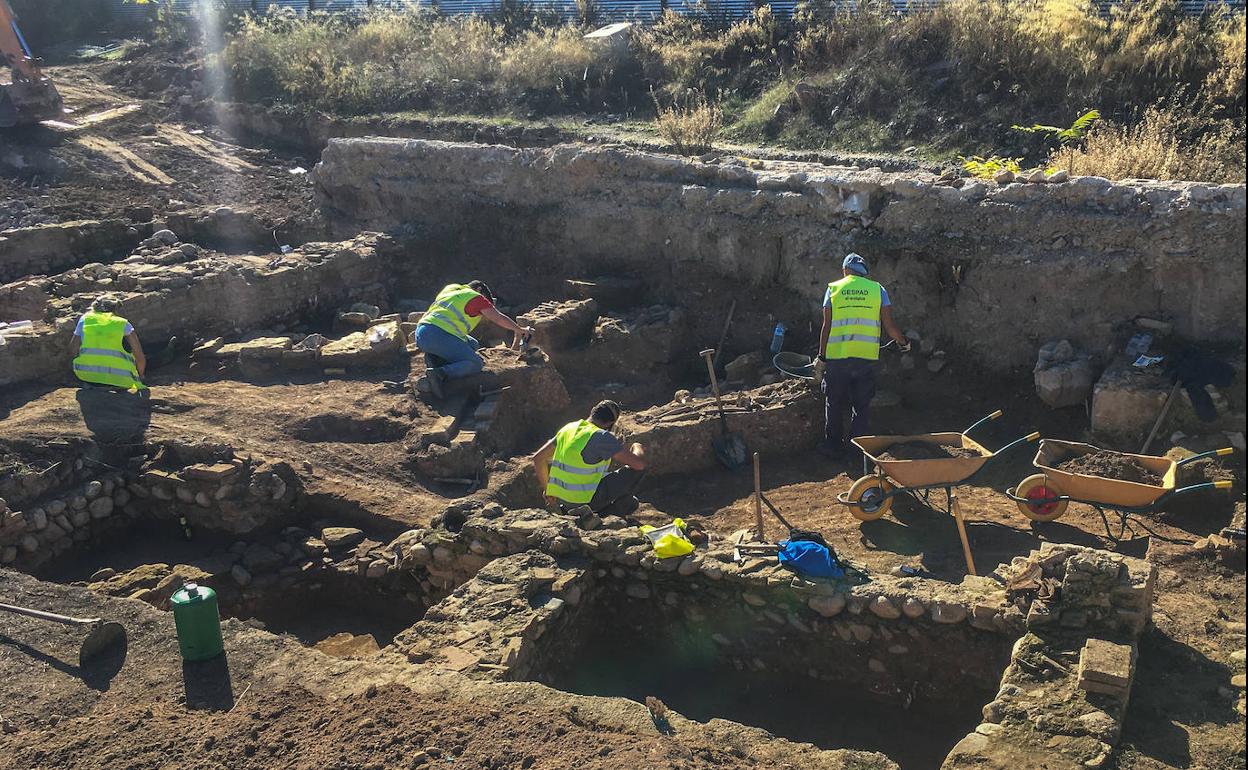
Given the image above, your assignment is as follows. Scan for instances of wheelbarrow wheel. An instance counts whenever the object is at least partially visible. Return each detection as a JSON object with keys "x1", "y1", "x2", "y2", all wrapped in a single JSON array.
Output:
[
  {"x1": 1015, "y1": 474, "x2": 1068, "y2": 522},
  {"x1": 847, "y1": 476, "x2": 894, "y2": 522}
]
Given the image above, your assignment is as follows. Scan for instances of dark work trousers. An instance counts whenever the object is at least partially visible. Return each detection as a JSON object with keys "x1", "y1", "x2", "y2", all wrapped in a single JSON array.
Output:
[
  {"x1": 561, "y1": 467, "x2": 646, "y2": 517},
  {"x1": 822, "y1": 358, "x2": 877, "y2": 452}
]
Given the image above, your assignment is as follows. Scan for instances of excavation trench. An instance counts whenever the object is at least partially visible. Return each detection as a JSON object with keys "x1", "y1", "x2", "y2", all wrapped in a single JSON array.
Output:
[
  {"x1": 33, "y1": 514, "x2": 429, "y2": 657},
  {"x1": 523, "y1": 577, "x2": 1010, "y2": 770}
]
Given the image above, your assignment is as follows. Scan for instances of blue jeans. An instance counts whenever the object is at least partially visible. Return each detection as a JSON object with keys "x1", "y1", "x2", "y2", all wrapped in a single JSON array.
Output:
[
  {"x1": 822, "y1": 358, "x2": 876, "y2": 450},
  {"x1": 415, "y1": 324, "x2": 482, "y2": 379}
]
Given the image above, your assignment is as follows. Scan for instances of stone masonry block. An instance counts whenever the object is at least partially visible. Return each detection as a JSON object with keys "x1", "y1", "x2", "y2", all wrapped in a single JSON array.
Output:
[{"x1": 1078, "y1": 639, "x2": 1135, "y2": 697}]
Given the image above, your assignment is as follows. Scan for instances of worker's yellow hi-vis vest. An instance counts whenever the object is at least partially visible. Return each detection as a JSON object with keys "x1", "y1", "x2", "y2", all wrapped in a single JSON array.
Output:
[
  {"x1": 825, "y1": 275, "x2": 883, "y2": 361},
  {"x1": 546, "y1": 420, "x2": 610, "y2": 505},
  {"x1": 72, "y1": 311, "x2": 144, "y2": 390},
  {"x1": 418, "y1": 284, "x2": 483, "y2": 341}
]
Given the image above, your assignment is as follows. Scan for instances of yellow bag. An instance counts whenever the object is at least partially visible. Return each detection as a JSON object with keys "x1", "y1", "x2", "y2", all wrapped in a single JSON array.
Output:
[{"x1": 639, "y1": 518, "x2": 695, "y2": 559}]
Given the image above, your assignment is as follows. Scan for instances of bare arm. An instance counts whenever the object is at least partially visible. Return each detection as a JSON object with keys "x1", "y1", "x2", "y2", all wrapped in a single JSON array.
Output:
[
  {"x1": 612, "y1": 442, "x2": 647, "y2": 471},
  {"x1": 480, "y1": 306, "x2": 533, "y2": 348},
  {"x1": 880, "y1": 307, "x2": 908, "y2": 348},
  {"x1": 531, "y1": 438, "x2": 557, "y2": 502},
  {"x1": 70, "y1": 335, "x2": 81, "y2": 358},
  {"x1": 126, "y1": 331, "x2": 147, "y2": 377},
  {"x1": 818, "y1": 305, "x2": 831, "y2": 361}
]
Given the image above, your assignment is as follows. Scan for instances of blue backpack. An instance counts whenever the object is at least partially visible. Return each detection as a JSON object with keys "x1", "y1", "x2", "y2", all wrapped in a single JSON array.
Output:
[{"x1": 778, "y1": 536, "x2": 845, "y2": 579}]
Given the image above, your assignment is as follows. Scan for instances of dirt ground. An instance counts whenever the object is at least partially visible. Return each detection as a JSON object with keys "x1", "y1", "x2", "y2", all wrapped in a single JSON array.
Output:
[
  {"x1": 2, "y1": 50, "x2": 1245, "y2": 770},
  {"x1": 1, "y1": 59, "x2": 317, "y2": 231},
  {"x1": 0, "y1": 570, "x2": 869, "y2": 770},
  {"x1": 0, "y1": 361, "x2": 458, "y2": 530}
]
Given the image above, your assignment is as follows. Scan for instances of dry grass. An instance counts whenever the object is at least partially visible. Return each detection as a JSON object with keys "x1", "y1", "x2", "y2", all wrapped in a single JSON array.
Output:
[
  {"x1": 637, "y1": 8, "x2": 780, "y2": 101},
  {"x1": 219, "y1": 9, "x2": 613, "y2": 113},
  {"x1": 1059, "y1": 105, "x2": 1245, "y2": 183},
  {"x1": 654, "y1": 95, "x2": 724, "y2": 155},
  {"x1": 209, "y1": 1, "x2": 1245, "y2": 180},
  {"x1": 501, "y1": 26, "x2": 597, "y2": 93}
]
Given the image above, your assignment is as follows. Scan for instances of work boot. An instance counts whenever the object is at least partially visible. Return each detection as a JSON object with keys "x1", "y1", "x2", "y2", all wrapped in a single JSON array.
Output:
[{"x1": 426, "y1": 368, "x2": 446, "y2": 399}]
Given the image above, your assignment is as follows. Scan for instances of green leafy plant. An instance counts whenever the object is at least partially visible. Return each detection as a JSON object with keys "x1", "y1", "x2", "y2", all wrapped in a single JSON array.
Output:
[
  {"x1": 1012, "y1": 108, "x2": 1101, "y2": 173},
  {"x1": 961, "y1": 155, "x2": 1023, "y2": 179}
]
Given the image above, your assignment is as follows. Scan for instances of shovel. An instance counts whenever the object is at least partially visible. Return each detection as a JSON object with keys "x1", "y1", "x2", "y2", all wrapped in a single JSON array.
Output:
[
  {"x1": 700, "y1": 348, "x2": 750, "y2": 470},
  {"x1": 0, "y1": 601, "x2": 127, "y2": 667}
]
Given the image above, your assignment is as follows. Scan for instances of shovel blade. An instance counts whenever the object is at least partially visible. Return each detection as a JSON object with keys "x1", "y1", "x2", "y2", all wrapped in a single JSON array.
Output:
[
  {"x1": 79, "y1": 621, "x2": 126, "y2": 667},
  {"x1": 713, "y1": 432, "x2": 750, "y2": 470}
]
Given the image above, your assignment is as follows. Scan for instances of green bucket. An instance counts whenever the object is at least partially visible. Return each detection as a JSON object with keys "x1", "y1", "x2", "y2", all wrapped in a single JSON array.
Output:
[{"x1": 171, "y1": 582, "x2": 224, "y2": 661}]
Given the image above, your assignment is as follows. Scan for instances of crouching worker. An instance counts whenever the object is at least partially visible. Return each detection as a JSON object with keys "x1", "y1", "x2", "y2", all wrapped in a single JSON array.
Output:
[
  {"x1": 415, "y1": 280, "x2": 533, "y2": 399},
  {"x1": 70, "y1": 295, "x2": 147, "y2": 392},
  {"x1": 533, "y1": 400, "x2": 648, "y2": 518}
]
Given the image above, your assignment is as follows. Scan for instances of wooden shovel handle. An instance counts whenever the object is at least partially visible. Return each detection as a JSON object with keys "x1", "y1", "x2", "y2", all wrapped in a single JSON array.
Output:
[{"x1": 0, "y1": 601, "x2": 102, "y2": 627}]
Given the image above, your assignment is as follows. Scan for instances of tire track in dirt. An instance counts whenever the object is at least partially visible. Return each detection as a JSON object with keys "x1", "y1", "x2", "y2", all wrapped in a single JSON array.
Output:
[{"x1": 75, "y1": 135, "x2": 175, "y2": 185}]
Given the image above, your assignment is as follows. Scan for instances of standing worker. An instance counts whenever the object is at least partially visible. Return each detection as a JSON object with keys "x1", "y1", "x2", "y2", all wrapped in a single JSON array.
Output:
[
  {"x1": 415, "y1": 280, "x2": 533, "y2": 398},
  {"x1": 532, "y1": 400, "x2": 648, "y2": 518},
  {"x1": 817, "y1": 253, "x2": 908, "y2": 461},
  {"x1": 70, "y1": 295, "x2": 147, "y2": 392}
]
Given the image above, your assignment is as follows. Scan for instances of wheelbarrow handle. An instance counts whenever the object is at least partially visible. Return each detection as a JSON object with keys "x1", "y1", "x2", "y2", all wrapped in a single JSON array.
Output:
[
  {"x1": 995, "y1": 431, "x2": 1041, "y2": 456},
  {"x1": 0, "y1": 601, "x2": 102, "y2": 627},
  {"x1": 962, "y1": 410, "x2": 1004, "y2": 436},
  {"x1": 1174, "y1": 447, "x2": 1235, "y2": 467},
  {"x1": 1163, "y1": 476, "x2": 1233, "y2": 496}
]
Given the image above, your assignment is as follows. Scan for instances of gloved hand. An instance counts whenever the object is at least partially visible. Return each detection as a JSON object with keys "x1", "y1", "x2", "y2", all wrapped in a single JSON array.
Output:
[{"x1": 812, "y1": 356, "x2": 826, "y2": 382}]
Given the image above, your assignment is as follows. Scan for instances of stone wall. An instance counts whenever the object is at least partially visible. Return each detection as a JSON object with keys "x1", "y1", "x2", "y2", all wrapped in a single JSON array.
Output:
[
  {"x1": 83, "y1": 520, "x2": 429, "y2": 633},
  {"x1": 0, "y1": 234, "x2": 391, "y2": 387},
  {"x1": 371, "y1": 502, "x2": 1157, "y2": 769},
  {"x1": 314, "y1": 139, "x2": 1247, "y2": 371},
  {"x1": 1, "y1": 440, "x2": 301, "y2": 570},
  {"x1": 617, "y1": 379, "x2": 826, "y2": 476},
  {"x1": 0, "y1": 219, "x2": 146, "y2": 286}
]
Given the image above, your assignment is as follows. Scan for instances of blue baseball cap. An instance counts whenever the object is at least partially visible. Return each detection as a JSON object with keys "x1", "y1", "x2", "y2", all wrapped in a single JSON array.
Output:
[{"x1": 843, "y1": 253, "x2": 869, "y2": 275}]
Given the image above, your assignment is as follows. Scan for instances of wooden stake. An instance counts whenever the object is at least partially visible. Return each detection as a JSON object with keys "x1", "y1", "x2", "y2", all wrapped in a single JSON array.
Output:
[
  {"x1": 753, "y1": 452, "x2": 765, "y2": 543},
  {"x1": 951, "y1": 493, "x2": 977, "y2": 576}
]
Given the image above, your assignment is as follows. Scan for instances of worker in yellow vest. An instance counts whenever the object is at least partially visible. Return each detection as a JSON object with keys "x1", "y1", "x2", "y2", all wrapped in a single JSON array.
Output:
[
  {"x1": 414, "y1": 280, "x2": 533, "y2": 398},
  {"x1": 532, "y1": 400, "x2": 648, "y2": 518},
  {"x1": 817, "y1": 254, "x2": 908, "y2": 461},
  {"x1": 69, "y1": 296, "x2": 147, "y2": 392}
]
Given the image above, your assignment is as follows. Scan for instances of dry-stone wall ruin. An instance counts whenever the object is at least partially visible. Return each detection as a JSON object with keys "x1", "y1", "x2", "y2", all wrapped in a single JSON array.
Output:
[
  {"x1": 375, "y1": 504, "x2": 1156, "y2": 770},
  {"x1": 0, "y1": 438, "x2": 299, "y2": 570},
  {"x1": 0, "y1": 233, "x2": 391, "y2": 387},
  {"x1": 3, "y1": 428, "x2": 1160, "y2": 770},
  {"x1": 314, "y1": 139, "x2": 1246, "y2": 371},
  {"x1": 0, "y1": 219, "x2": 146, "y2": 284}
]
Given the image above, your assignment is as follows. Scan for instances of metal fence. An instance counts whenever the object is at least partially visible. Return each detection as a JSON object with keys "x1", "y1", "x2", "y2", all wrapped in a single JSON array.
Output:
[{"x1": 105, "y1": 0, "x2": 1246, "y2": 28}]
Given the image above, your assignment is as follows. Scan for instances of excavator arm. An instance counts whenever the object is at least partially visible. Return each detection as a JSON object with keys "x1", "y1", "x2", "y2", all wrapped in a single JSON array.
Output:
[{"x1": 1, "y1": 0, "x2": 65, "y2": 127}]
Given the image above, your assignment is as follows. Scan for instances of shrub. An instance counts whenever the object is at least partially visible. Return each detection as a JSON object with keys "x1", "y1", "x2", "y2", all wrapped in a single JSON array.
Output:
[
  {"x1": 637, "y1": 8, "x2": 780, "y2": 101},
  {"x1": 501, "y1": 26, "x2": 597, "y2": 95},
  {"x1": 1058, "y1": 104, "x2": 1245, "y2": 183},
  {"x1": 654, "y1": 94, "x2": 723, "y2": 154}
]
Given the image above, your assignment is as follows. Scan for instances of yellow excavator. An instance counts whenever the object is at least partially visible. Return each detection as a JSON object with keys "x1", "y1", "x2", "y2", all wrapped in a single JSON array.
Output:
[{"x1": 1, "y1": 0, "x2": 64, "y2": 127}]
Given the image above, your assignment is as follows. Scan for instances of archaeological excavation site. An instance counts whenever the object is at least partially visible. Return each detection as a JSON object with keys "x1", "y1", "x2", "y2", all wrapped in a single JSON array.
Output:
[{"x1": 2, "y1": 40, "x2": 1247, "y2": 770}]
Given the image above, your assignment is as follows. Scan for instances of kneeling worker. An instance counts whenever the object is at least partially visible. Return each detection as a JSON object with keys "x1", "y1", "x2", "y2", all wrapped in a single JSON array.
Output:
[
  {"x1": 533, "y1": 400, "x2": 648, "y2": 518},
  {"x1": 70, "y1": 295, "x2": 147, "y2": 392},
  {"x1": 415, "y1": 280, "x2": 533, "y2": 398}
]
